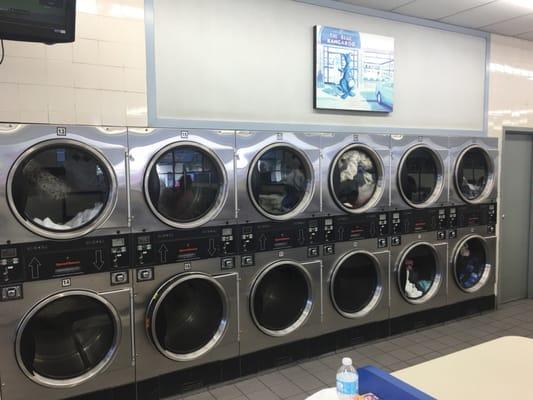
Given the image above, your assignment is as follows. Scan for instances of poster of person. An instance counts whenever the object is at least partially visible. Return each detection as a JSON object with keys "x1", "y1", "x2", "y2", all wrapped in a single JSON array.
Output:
[{"x1": 314, "y1": 25, "x2": 395, "y2": 112}]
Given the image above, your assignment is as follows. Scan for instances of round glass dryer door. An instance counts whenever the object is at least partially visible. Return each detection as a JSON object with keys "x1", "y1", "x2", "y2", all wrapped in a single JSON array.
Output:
[
  {"x1": 148, "y1": 274, "x2": 227, "y2": 361},
  {"x1": 330, "y1": 146, "x2": 383, "y2": 212},
  {"x1": 8, "y1": 141, "x2": 115, "y2": 239},
  {"x1": 249, "y1": 145, "x2": 313, "y2": 220},
  {"x1": 454, "y1": 236, "x2": 490, "y2": 292},
  {"x1": 455, "y1": 147, "x2": 492, "y2": 202},
  {"x1": 16, "y1": 292, "x2": 119, "y2": 388},
  {"x1": 251, "y1": 262, "x2": 313, "y2": 336},
  {"x1": 399, "y1": 147, "x2": 443, "y2": 207},
  {"x1": 330, "y1": 252, "x2": 381, "y2": 318},
  {"x1": 145, "y1": 144, "x2": 226, "y2": 229},
  {"x1": 398, "y1": 244, "x2": 440, "y2": 303}
]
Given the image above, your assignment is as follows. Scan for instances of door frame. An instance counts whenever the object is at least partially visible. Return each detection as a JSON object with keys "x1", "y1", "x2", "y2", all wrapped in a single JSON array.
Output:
[{"x1": 499, "y1": 127, "x2": 533, "y2": 302}]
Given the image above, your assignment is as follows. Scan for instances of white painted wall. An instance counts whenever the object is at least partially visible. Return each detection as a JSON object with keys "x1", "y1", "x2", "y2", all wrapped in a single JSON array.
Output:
[
  {"x1": 0, "y1": 0, "x2": 148, "y2": 127},
  {"x1": 152, "y1": 0, "x2": 487, "y2": 132}
]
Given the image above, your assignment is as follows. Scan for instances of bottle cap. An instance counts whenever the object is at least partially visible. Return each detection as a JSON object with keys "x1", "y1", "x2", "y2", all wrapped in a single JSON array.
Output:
[{"x1": 342, "y1": 357, "x2": 352, "y2": 366}]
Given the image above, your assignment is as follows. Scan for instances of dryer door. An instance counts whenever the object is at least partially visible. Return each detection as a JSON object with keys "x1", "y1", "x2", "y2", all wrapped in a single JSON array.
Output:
[
  {"x1": 248, "y1": 144, "x2": 314, "y2": 220},
  {"x1": 330, "y1": 145, "x2": 385, "y2": 213},
  {"x1": 455, "y1": 146, "x2": 495, "y2": 203},
  {"x1": 397, "y1": 242, "x2": 443, "y2": 304},
  {"x1": 15, "y1": 291, "x2": 121, "y2": 388},
  {"x1": 250, "y1": 261, "x2": 313, "y2": 337},
  {"x1": 398, "y1": 145, "x2": 444, "y2": 208},
  {"x1": 144, "y1": 143, "x2": 227, "y2": 229},
  {"x1": 453, "y1": 235, "x2": 493, "y2": 293},
  {"x1": 8, "y1": 140, "x2": 117, "y2": 240},
  {"x1": 146, "y1": 273, "x2": 232, "y2": 362},
  {"x1": 330, "y1": 251, "x2": 383, "y2": 318}
]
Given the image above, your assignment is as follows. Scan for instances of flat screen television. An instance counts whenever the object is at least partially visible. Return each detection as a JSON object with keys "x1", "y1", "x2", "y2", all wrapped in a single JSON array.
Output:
[{"x1": 0, "y1": 0, "x2": 76, "y2": 44}]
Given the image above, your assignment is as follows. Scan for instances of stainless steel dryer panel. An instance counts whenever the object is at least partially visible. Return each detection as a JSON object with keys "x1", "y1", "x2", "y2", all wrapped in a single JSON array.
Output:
[
  {"x1": 0, "y1": 123, "x2": 129, "y2": 243},
  {"x1": 133, "y1": 259, "x2": 239, "y2": 381},
  {"x1": 390, "y1": 135, "x2": 450, "y2": 210},
  {"x1": 238, "y1": 246, "x2": 322, "y2": 356},
  {"x1": 389, "y1": 231, "x2": 448, "y2": 319},
  {"x1": 321, "y1": 132, "x2": 390, "y2": 216},
  {"x1": 235, "y1": 131, "x2": 321, "y2": 224},
  {"x1": 128, "y1": 128, "x2": 237, "y2": 232},
  {"x1": 448, "y1": 137, "x2": 498, "y2": 205},
  {"x1": 0, "y1": 272, "x2": 134, "y2": 400},
  {"x1": 447, "y1": 226, "x2": 496, "y2": 305}
]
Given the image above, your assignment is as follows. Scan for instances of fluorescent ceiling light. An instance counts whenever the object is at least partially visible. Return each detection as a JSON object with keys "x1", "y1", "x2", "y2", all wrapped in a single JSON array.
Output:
[{"x1": 505, "y1": 0, "x2": 533, "y2": 9}]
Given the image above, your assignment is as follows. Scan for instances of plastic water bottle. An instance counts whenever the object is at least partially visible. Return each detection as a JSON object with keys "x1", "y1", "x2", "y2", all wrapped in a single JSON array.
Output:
[{"x1": 336, "y1": 357, "x2": 359, "y2": 400}]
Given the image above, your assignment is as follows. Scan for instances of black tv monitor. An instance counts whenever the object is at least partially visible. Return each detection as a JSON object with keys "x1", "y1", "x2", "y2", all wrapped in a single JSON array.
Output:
[{"x1": 0, "y1": 0, "x2": 76, "y2": 44}]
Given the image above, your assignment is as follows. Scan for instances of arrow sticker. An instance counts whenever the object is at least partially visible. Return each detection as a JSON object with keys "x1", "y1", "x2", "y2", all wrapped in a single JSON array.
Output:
[
  {"x1": 297, "y1": 229, "x2": 305, "y2": 245},
  {"x1": 28, "y1": 257, "x2": 42, "y2": 279},
  {"x1": 208, "y1": 239, "x2": 216, "y2": 256},
  {"x1": 93, "y1": 250, "x2": 104, "y2": 270},
  {"x1": 337, "y1": 226, "x2": 345, "y2": 241},
  {"x1": 158, "y1": 244, "x2": 168, "y2": 264},
  {"x1": 259, "y1": 234, "x2": 267, "y2": 251}
]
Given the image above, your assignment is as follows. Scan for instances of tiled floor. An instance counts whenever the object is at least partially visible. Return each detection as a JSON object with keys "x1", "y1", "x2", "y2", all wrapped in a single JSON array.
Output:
[{"x1": 172, "y1": 299, "x2": 533, "y2": 400}]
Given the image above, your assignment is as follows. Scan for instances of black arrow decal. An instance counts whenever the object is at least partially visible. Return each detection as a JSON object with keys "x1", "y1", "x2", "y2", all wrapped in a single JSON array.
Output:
[
  {"x1": 158, "y1": 244, "x2": 168, "y2": 264},
  {"x1": 259, "y1": 234, "x2": 267, "y2": 251},
  {"x1": 29, "y1": 257, "x2": 42, "y2": 279},
  {"x1": 337, "y1": 226, "x2": 345, "y2": 241},
  {"x1": 208, "y1": 239, "x2": 216, "y2": 256},
  {"x1": 297, "y1": 229, "x2": 305, "y2": 245},
  {"x1": 93, "y1": 250, "x2": 104, "y2": 270}
]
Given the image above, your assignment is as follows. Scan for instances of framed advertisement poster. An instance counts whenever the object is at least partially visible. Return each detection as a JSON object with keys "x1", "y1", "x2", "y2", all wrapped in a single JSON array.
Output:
[{"x1": 314, "y1": 25, "x2": 395, "y2": 112}]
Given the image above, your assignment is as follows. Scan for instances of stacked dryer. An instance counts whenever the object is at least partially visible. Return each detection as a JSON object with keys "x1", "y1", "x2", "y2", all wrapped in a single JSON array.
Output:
[
  {"x1": 128, "y1": 128, "x2": 240, "y2": 397},
  {"x1": 0, "y1": 124, "x2": 135, "y2": 400},
  {"x1": 319, "y1": 132, "x2": 390, "y2": 350},
  {"x1": 389, "y1": 135, "x2": 450, "y2": 334},
  {"x1": 235, "y1": 131, "x2": 323, "y2": 373},
  {"x1": 447, "y1": 137, "x2": 498, "y2": 317}
]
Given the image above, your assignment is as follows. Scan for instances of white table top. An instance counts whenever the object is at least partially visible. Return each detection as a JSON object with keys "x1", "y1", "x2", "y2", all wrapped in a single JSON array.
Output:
[
  {"x1": 393, "y1": 336, "x2": 533, "y2": 399},
  {"x1": 307, "y1": 336, "x2": 533, "y2": 399}
]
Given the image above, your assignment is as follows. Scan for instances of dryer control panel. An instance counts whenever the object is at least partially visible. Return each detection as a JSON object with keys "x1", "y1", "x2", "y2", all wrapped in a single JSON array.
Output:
[
  {"x1": 332, "y1": 212, "x2": 389, "y2": 241},
  {"x1": 0, "y1": 235, "x2": 130, "y2": 284},
  {"x1": 390, "y1": 208, "x2": 448, "y2": 245},
  {"x1": 453, "y1": 203, "x2": 497, "y2": 233},
  {"x1": 134, "y1": 226, "x2": 237, "y2": 267}
]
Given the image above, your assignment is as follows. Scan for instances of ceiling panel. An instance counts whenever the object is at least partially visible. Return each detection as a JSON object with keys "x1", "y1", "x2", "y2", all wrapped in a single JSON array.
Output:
[
  {"x1": 393, "y1": 0, "x2": 494, "y2": 20},
  {"x1": 517, "y1": 30, "x2": 533, "y2": 40},
  {"x1": 440, "y1": 0, "x2": 533, "y2": 28},
  {"x1": 483, "y1": 13, "x2": 533, "y2": 35},
  {"x1": 333, "y1": 0, "x2": 414, "y2": 12}
]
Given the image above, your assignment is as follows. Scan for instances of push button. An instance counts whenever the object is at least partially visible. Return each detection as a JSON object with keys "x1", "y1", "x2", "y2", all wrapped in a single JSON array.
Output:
[
  {"x1": 221, "y1": 257, "x2": 235, "y2": 270},
  {"x1": 307, "y1": 246, "x2": 319, "y2": 258},
  {"x1": 323, "y1": 244, "x2": 335, "y2": 255},
  {"x1": 449, "y1": 230, "x2": 457, "y2": 239},
  {"x1": 378, "y1": 238, "x2": 388, "y2": 248},
  {"x1": 241, "y1": 255, "x2": 255, "y2": 267},
  {"x1": 1, "y1": 285, "x2": 22, "y2": 301},
  {"x1": 391, "y1": 236, "x2": 401, "y2": 247},
  {"x1": 437, "y1": 231, "x2": 446, "y2": 240},
  {"x1": 111, "y1": 271, "x2": 129, "y2": 286},
  {"x1": 136, "y1": 268, "x2": 154, "y2": 282}
]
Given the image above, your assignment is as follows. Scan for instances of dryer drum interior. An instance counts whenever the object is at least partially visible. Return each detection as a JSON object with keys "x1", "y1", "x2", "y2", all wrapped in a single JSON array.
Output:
[
  {"x1": 331, "y1": 252, "x2": 381, "y2": 317},
  {"x1": 145, "y1": 144, "x2": 226, "y2": 227},
  {"x1": 330, "y1": 145, "x2": 383, "y2": 212},
  {"x1": 398, "y1": 244, "x2": 439, "y2": 303},
  {"x1": 399, "y1": 146, "x2": 443, "y2": 207},
  {"x1": 454, "y1": 236, "x2": 490, "y2": 292},
  {"x1": 455, "y1": 147, "x2": 493, "y2": 202},
  {"x1": 9, "y1": 141, "x2": 115, "y2": 237},
  {"x1": 148, "y1": 274, "x2": 227, "y2": 361},
  {"x1": 16, "y1": 292, "x2": 119, "y2": 387},
  {"x1": 251, "y1": 262, "x2": 312, "y2": 336},
  {"x1": 249, "y1": 145, "x2": 313, "y2": 219}
]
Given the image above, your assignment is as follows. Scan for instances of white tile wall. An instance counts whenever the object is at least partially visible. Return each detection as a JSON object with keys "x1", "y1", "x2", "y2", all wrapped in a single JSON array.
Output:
[
  {"x1": 488, "y1": 35, "x2": 533, "y2": 138},
  {"x1": 0, "y1": 0, "x2": 147, "y2": 127}
]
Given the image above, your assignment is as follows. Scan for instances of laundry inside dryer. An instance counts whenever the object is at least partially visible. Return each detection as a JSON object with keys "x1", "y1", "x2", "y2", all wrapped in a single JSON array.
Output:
[
  {"x1": 399, "y1": 245, "x2": 437, "y2": 300},
  {"x1": 146, "y1": 145, "x2": 223, "y2": 223},
  {"x1": 456, "y1": 148, "x2": 489, "y2": 201},
  {"x1": 456, "y1": 237, "x2": 487, "y2": 289},
  {"x1": 18, "y1": 294, "x2": 116, "y2": 381},
  {"x1": 399, "y1": 147, "x2": 439, "y2": 205},
  {"x1": 250, "y1": 147, "x2": 311, "y2": 216},
  {"x1": 11, "y1": 144, "x2": 111, "y2": 231},
  {"x1": 331, "y1": 147, "x2": 378, "y2": 210}
]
